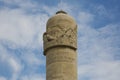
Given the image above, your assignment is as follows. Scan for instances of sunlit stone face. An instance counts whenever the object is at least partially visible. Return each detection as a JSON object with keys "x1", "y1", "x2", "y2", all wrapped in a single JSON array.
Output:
[{"x1": 43, "y1": 11, "x2": 77, "y2": 80}]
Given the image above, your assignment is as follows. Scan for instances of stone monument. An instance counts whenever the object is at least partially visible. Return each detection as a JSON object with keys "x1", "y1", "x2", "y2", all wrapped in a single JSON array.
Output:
[{"x1": 43, "y1": 10, "x2": 77, "y2": 80}]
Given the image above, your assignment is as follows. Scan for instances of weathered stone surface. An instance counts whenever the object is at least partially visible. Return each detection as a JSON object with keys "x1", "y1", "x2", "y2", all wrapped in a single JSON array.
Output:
[
  {"x1": 46, "y1": 47, "x2": 77, "y2": 80},
  {"x1": 43, "y1": 11, "x2": 77, "y2": 80}
]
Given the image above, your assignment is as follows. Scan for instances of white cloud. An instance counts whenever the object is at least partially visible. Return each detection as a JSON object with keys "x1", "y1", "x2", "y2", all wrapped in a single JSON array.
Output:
[
  {"x1": 0, "y1": 44, "x2": 23, "y2": 80},
  {"x1": 77, "y1": 15, "x2": 120, "y2": 80},
  {"x1": 43, "y1": 2, "x2": 73, "y2": 16},
  {"x1": 21, "y1": 74, "x2": 45, "y2": 80},
  {"x1": 0, "y1": 4, "x2": 48, "y2": 80},
  {"x1": 78, "y1": 12, "x2": 94, "y2": 24},
  {"x1": 9, "y1": 58, "x2": 22, "y2": 73},
  {"x1": 0, "y1": 0, "x2": 38, "y2": 9},
  {"x1": 0, "y1": 77, "x2": 6, "y2": 80},
  {"x1": 0, "y1": 8, "x2": 48, "y2": 48},
  {"x1": 21, "y1": 52, "x2": 44, "y2": 66},
  {"x1": 78, "y1": 61, "x2": 120, "y2": 80},
  {"x1": 94, "y1": 5, "x2": 114, "y2": 19},
  {"x1": 78, "y1": 22, "x2": 120, "y2": 64}
]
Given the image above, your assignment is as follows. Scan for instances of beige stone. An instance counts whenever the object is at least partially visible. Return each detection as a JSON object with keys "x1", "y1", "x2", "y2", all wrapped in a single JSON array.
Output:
[{"x1": 43, "y1": 10, "x2": 77, "y2": 80}]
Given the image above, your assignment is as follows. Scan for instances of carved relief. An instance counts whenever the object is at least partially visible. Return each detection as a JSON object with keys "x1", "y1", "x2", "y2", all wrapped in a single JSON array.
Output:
[{"x1": 43, "y1": 24, "x2": 77, "y2": 52}]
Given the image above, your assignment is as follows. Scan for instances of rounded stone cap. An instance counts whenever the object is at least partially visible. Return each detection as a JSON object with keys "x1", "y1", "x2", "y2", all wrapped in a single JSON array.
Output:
[{"x1": 46, "y1": 10, "x2": 76, "y2": 29}]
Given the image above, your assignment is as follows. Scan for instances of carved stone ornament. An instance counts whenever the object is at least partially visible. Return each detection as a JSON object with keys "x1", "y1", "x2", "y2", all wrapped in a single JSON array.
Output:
[{"x1": 43, "y1": 24, "x2": 77, "y2": 55}]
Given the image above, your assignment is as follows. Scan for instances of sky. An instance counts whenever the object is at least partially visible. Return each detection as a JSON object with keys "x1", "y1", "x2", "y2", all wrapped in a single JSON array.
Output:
[{"x1": 0, "y1": 0, "x2": 120, "y2": 80}]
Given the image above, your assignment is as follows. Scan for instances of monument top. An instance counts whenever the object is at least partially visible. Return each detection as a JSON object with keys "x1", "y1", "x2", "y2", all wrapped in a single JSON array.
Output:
[{"x1": 56, "y1": 10, "x2": 67, "y2": 14}]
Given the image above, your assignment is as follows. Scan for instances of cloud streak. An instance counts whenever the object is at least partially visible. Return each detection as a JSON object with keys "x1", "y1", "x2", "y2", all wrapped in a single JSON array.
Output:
[{"x1": 77, "y1": 10, "x2": 120, "y2": 80}]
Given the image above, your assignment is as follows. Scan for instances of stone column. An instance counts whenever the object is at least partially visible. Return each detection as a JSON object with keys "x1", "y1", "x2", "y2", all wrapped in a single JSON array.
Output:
[{"x1": 43, "y1": 10, "x2": 77, "y2": 80}]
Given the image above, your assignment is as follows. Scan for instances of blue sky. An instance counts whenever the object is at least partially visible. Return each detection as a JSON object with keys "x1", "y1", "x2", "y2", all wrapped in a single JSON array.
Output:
[{"x1": 0, "y1": 0, "x2": 120, "y2": 80}]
